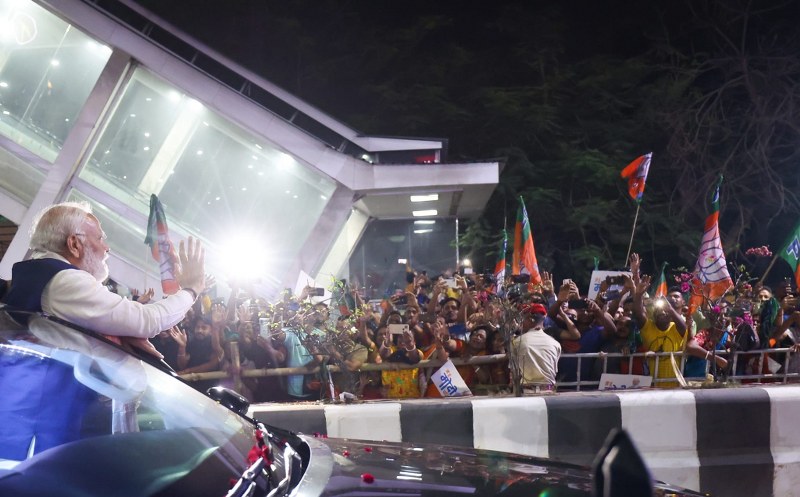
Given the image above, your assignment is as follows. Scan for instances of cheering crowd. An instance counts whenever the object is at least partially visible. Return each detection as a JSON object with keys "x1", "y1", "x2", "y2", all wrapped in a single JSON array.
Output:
[
  {"x1": 139, "y1": 254, "x2": 800, "y2": 402},
  {"x1": 3, "y1": 201, "x2": 799, "y2": 403}
]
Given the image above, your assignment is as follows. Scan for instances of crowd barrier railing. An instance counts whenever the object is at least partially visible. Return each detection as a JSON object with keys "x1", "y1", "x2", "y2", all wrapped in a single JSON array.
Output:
[{"x1": 178, "y1": 342, "x2": 800, "y2": 396}]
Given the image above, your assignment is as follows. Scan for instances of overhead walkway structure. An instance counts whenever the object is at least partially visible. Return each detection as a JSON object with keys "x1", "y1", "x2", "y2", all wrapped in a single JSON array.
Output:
[{"x1": 0, "y1": 0, "x2": 499, "y2": 296}]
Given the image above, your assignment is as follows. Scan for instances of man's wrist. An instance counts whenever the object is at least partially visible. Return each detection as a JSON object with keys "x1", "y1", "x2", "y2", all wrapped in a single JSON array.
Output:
[{"x1": 182, "y1": 287, "x2": 198, "y2": 301}]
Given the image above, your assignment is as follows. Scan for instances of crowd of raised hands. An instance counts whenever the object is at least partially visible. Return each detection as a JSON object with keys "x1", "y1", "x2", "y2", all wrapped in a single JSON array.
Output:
[{"x1": 124, "y1": 255, "x2": 799, "y2": 400}]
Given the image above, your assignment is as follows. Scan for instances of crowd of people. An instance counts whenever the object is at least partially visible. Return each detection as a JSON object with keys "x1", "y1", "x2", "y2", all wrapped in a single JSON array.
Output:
[
  {"x1": 139, "y1": 254, "x2": 800, "y2": 402},
  {"x1": 3, "y1": 201, "x2": 799, "y2": 404}
]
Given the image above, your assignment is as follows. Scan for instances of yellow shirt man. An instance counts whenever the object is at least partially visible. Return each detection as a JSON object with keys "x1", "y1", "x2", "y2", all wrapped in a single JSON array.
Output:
[{"x1": 640, "y1": 319, "x2": 685, "y2": 388}]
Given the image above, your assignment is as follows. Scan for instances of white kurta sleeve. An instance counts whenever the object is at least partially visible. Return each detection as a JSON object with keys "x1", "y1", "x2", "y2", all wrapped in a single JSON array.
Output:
[{"x1": 42, "y1": 269, "x2": 194, "y2": 338}]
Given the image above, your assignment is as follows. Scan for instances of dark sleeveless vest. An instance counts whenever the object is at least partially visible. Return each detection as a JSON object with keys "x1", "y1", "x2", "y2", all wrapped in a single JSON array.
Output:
[
  {"x1": 0, "y1": 257, "x2": 96, "y2": 461},
  {"x1": 5, "y1": 258, "x2": 79, "y2": 315}
]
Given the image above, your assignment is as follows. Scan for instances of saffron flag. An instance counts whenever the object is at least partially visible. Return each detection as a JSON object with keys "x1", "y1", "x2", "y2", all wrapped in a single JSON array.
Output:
[
  {"x1": 688, "y1": 176, "x2": 733, "y2": 314},
  {"x1": 620, "y1": 152, "x2": 652, "y2": 202},
  {"x1": 493, "y1": 230, "x2": 507, "y2": 294},
  {"x1": 144, "y1": 194, "x2": 180, "y2": 295},
  {"x1": 653, "y1": 262, "x2": 668, "y2": 298},
  {"x1": 512, "y1": 196, "x2": 542, "y2": 285},
  {"x1": 779, "y1": 220, "x2": 800, "y2": 290}
]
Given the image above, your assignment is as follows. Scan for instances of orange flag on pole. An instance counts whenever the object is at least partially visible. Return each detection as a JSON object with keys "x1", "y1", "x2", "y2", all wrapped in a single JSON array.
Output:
[
  {"x1": 512, "y1": 196, "x2": 542, "y2": 285},
  {"x1": 620, "y1": 153, "x2": 652, "y2": 202}
]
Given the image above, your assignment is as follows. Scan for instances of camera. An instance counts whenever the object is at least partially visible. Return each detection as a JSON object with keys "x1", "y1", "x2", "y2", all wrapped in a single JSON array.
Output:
[
  {"x1": 311, "y1": 287, "x2": 325, "y2": 297},
  {"x1": 567, "y1": 299, "x2": 589, "y2": 310},
  {"x1": 512, "y1": 274, "x2": 531, "y2": 284}
]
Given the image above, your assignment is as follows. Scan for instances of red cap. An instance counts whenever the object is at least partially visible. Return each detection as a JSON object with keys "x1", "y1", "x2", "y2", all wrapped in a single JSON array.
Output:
[{"x1": 520, "y1": 303, "x2": 548, "y2": 315}]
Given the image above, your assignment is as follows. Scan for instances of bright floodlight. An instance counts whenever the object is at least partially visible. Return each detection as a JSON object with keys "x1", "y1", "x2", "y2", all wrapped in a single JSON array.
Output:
[
  {"x1": 218, "y1": 233, "x2": 268, "y2": 282},
  {"x1": 398, "y1": 258, "x2": 407, "y2": 264},
  {"x1": 462, "y1": 259, "x2": 471, "y2": 267}
]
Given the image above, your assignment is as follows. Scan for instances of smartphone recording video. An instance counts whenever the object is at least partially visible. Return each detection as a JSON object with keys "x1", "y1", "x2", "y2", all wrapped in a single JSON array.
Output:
[
  {"x1": 258, "y1": 317, "x2": 271, "y2": 338},
  {"x1": 388, "y1": 324, "x2": 409, "y2": 335},
  {"x1": 567, "y1": 299, "x2": 589, "y2": 310}
]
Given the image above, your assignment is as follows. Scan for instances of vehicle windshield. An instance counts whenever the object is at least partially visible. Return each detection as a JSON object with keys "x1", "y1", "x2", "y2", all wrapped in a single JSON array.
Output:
[{"x1": 0, "y1": 311, "x2": 263, "y2": 496}]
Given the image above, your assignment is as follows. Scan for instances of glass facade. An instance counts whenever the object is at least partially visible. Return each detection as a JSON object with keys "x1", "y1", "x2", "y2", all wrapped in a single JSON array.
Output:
[
  {"x1": 78, "y1": 67, "x2": 336, "y2": 279},
  {"x1": 0, "y1": 0, "x2": 111, "y2": 162},
  {"x1": 0, "y1": 0, "x2": 473, "y2": 294},
  {"x1": 350, "y1": 219, "x2": 458, "y2": 300},
  {"x1": 0, "y1": 146, "x2": 44, "y2": 205}
]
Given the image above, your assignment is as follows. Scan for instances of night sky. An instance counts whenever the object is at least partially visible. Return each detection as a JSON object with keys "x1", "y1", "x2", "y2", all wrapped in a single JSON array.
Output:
[{"x1": 135, "y1": 0, "x2": 663, "y2": 144}]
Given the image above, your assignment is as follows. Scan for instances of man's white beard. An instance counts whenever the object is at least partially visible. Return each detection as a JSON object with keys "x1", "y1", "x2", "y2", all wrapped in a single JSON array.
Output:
[{"x1": 82, "y1": 248, "x2": 109, "y2": 282}]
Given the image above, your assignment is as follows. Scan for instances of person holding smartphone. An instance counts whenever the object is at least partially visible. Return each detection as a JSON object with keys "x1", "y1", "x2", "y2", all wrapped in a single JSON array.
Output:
[
  {"x1": 378, "y1": 326, "x2": 421, "y2": 398},
  {"x1": 630, "y1": 253, "x2": 687, "y2": 388},
  {"x1": 549, "y1": 279, "x2": 616, "y2": 388}
]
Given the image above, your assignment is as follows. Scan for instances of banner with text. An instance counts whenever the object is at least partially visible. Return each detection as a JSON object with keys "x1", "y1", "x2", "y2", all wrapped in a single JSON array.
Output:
[{"x1": 433, "y1": 360, "x2": 472, "y2": 397}]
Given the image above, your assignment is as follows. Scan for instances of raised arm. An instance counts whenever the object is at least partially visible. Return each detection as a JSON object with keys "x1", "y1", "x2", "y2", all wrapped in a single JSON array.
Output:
[
  {"x1": 663, "y1": 297, "x2": 687, "y2": 336},
  {"x1": 632, "y1": 274, "x2": 651, "y2": 329},
  {"x1": 587, "y1": 299, "x2": 616, "y2": 337}
]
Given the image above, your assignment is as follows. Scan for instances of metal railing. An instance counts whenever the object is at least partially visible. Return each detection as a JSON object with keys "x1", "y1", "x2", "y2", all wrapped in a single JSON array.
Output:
[{"x1": 178, "y1": 342, "x2": 800, "y2": 397}]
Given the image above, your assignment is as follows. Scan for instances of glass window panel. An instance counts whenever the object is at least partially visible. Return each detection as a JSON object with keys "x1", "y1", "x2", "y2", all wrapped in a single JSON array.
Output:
[
  {"x1": 0, "y1": 0, "x2": 112, "y2": 162},
  {"x1": 0, "y1": 146, "x2": 45, "y2": 205},
  {"x1": 349, "y1": 219, "x2": 457, "y2": 301},
  {"x1": 79, "y1": 68, "x2": 336, "y2": 281}
]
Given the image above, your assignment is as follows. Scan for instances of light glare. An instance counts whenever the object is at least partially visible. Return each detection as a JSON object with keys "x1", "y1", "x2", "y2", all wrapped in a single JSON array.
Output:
[{"x1": 219, "y1": 233, "x2": 268, "y2": 281}]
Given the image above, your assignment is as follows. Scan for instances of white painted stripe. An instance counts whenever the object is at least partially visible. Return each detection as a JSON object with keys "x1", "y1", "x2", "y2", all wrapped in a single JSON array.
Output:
[
  {"x1": 618, "y1": 389, "x2": 700, "y2": 492},
  {"x1": 324, "y1": 403, "x2": 403, "y2": 442},
  {"x1": 248, "y1": 402, "x2": 325, "y2": 416},
  {"x1": 765, "y1": 386, "x2": 800, "y2": 496},
  {"x1": 471, "y1": 397, "x2": 549, "y2": 458}
]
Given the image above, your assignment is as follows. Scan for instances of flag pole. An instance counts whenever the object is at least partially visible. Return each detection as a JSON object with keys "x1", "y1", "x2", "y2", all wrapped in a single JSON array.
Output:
[
  {"x1": 756, "y1": 252, "x2": 781, "y2": 287},
  {"x1": 625, "y1": 203, "x2": 641, "y2": 265},
  {"x1": 455, "y1": 217, "x2": 460, "y2": 269}
]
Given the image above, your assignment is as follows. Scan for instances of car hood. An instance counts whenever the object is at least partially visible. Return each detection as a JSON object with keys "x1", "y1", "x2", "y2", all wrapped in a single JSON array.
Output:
[{"x1": 295, "y1": 435, "x2": 706, "y2": 497}]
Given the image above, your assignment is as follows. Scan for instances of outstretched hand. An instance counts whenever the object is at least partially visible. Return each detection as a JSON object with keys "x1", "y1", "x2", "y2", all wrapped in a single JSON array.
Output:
[
  {"x1": 132, "y1": 287, "x2": 154, "y2": 304},
  {"x1": 168, "y1": 326, "x2": 187, "y2": 348},
  {"x1": 629, "y1": 253, "x2": 641, "y2": 283},
  {"x1": 541, "y1": 271, "x2": 554, "y2": 294},
  {"x1": 176, "y1": 236, "x2": 205, "y2": 294},
  {"x1": 634, "y1": 274, "x2": 652, "y2": 295},
  {"x1": 121, "y1": 337, "x2": 163, "y2": 359}
]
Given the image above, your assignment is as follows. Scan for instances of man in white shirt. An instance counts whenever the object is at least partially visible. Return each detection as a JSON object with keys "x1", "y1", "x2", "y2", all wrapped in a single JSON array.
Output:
[
  {"x1": 4, "y1": 201, "x2": 205, "y2": 355},
  {"x1": 512, "y1": 302, "x2": 561, "y2": 390}
]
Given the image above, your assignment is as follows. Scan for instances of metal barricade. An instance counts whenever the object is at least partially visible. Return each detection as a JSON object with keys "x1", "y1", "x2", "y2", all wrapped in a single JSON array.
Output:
[{"x1": 178, "y1": 346, "x2": 800, "y2": 395}]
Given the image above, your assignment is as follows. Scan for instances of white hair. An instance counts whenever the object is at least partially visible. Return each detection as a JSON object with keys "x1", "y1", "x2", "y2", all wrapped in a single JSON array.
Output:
[{"x1": 29, "y1": 201, "x2": 93, "y2": 254}]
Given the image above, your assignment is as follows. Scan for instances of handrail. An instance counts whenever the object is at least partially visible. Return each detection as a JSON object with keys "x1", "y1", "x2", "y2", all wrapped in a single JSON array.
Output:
[{"x1": 179, "y1": 347, "x2": 800, "y2": 394}]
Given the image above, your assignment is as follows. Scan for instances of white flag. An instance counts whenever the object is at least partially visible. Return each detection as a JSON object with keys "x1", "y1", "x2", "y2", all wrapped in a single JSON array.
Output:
[{"x1": 432, "y1": 359, "x2": 472, "y2": 397}]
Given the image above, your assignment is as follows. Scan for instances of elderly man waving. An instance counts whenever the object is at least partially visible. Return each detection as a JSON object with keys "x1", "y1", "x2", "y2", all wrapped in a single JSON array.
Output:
[{"x1": 4, "y1": 201, "x2": 205, "y2": 355}]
